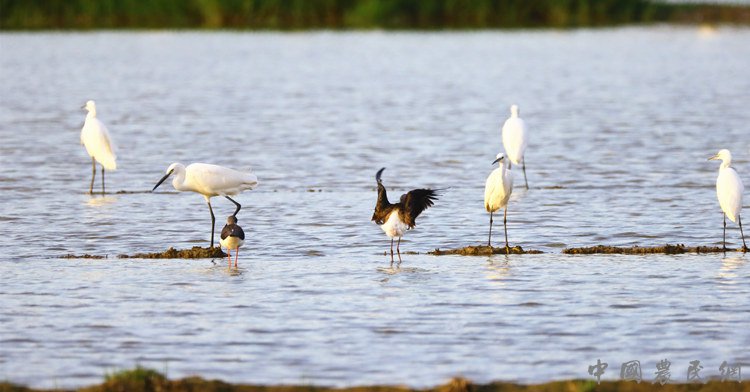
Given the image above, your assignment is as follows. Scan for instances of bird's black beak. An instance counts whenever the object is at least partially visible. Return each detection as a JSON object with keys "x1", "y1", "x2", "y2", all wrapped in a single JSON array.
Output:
[
  {"x1": 80, "y1": 104, "x2": 86, "y2": 109},
  {"x1": 492, "y1": 156, "x2": 504, "y2": 165},
  {"x1": 152, "y1": 170, "x2": 173, "y2": 191}
]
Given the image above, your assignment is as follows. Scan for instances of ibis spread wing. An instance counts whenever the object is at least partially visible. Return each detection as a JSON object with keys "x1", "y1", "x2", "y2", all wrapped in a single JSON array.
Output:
[{"x1": 400, "y1": 188, "x2": 438, "y2": 228}]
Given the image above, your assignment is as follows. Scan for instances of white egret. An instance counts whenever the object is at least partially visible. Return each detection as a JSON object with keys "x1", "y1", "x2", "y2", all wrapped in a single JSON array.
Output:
[
  {"x1": 80, "y1": 100, "x2": 117, "y2": 194},
  {"x1": 152, "y1": 163, "x2": 259, "y2": 248},
  {"x1": 220, "y1": 215, "x2": 245, "y2": 267},
  {"x1": 708, "y1": 149, "x2": 747, "y2": 251},
  {"x1": 371, "y1": 168, "x2": 438, "y2": 263},
  {"x1": 485, "y1": 153, "x2": 514, "y2": 252},
  {"x1": 501, "y1": 104, "x2": 528, "y2": 189}
]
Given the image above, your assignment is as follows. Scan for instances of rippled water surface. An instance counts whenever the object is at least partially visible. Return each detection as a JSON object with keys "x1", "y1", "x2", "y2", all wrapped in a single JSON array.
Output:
[{"x1": 1, "y1": 28, "x2": 749, "y2": 388}]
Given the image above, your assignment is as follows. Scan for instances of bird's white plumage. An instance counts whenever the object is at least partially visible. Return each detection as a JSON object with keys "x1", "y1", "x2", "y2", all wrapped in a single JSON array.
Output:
[
  {"x1": 220, "y1": 236, "x2": 245, "y2": 250},
  {"x1": 80, "y1": 100, "x2": 117, "y2": 170},
  {"x1": 381, "y1": 211, "x2": 409, "y2": 238},
  {"x1": 166, "y1": 162, "x2": 259, "y2": 199},
  {"x1": 711, "y1": 149, "x2": 744, "y2": 223},
  {"x1": 485, "y1": 155, "x2": 513, "y2": 212},
  {"x1": 501, "y1": 104, "x2": 527, "y2": 166}
]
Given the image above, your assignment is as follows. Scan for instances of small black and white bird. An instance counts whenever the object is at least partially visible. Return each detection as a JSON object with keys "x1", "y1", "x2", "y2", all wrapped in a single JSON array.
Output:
[
  {"x1": 220, "y1": 215, "x2": 245, "y2": 267},
  {"x1": 371, "y1": 167, "x2": 439, "y2": 263}
]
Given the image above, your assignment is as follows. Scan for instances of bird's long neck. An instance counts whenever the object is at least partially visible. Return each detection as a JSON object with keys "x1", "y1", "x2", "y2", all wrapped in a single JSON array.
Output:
[
  {"x1": 720, "y1": 158, "x2": 731, "y2": 170},
  {"x1": 86, "y1": 110, "x2": 97, "y2": 120},
  {"x1": 171, "y1": 170, "x2": 190, "y2": 191},
  {"x1": 376, "y1": 182, "x2": 391, "y2": 209}
]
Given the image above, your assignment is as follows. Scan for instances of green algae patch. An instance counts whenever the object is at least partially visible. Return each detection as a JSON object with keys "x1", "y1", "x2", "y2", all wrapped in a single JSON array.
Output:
[
  {"x1": 118, "y1": 246, "x2": 227, "y2": 259},
  {"x1": 429, "y1": 245, "x2": 543, "y2": 256},
  {"x1": 563, "y1": 244, "x2": 736, "y2": 255},
  {"x1": 98, "y1": 366, "x2": 167, "y2": 392}
]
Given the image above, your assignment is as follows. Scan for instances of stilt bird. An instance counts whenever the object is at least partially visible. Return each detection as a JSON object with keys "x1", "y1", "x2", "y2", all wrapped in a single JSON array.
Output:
[{"x1": 220, "y1": 215, "x2": 245, "y2": 267}]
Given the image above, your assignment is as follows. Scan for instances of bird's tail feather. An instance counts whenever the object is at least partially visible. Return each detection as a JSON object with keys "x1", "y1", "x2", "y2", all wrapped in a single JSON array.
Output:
[{"x1": 99, "y1": 155, "x2": 117, "y2": 171}]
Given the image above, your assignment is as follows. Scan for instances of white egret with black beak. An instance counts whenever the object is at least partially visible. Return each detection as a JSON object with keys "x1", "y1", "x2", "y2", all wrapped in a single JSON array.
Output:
[
  {"x1": 152, "y1": 163, "x2": 258, "y2": 248},
  {"x1": 502, "y1": 104, "x2": 528, "y2": 189},
  {"x1": 485, "y1": 153, "x2": 513, "y2": 252},
  {"x1": 708, "y1": 149, "x2": 747, "y2": 251},
  {"x1": 80, "y1": 100, "x2": 116, "y2": 194}
]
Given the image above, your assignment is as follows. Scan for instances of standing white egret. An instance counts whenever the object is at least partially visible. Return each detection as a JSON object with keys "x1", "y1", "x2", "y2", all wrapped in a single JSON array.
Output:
[
  {"x1": 152, "y1": 163, "x2": 259, "y2": 248},
  {"x1": 708, "y1": 149, "x2": 747, "y2": 251},
  {"x1": 501, "y1": 104, "x2": 528, "y2": 189},
  {"x1": 220, "y1": 215, "x2": 245, "y2": 267},
  {"x1": 485, "y1": 153, "x2": 513, "y2": 252},
  {"x1": 80, "y1": 100, "x2": 117, "y2": 194},
  {"x1": 371, "y1": 168, "x2": 439, "y2": 263}
]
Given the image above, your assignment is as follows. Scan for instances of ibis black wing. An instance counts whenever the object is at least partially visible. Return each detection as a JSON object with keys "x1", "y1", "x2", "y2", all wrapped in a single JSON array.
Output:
[
  {"x1": 221, "y1": 224, "x2": 245, "y2": 240},
  {"x1": 371, "y1": 168, "x2": 395, "y2": 225},
  {"x1": 399, "y1": 188, "x2": 438, "y2": 228}
]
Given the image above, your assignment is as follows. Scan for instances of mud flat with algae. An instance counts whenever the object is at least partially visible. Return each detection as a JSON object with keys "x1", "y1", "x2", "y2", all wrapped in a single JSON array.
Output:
[
  {"x1": 118, "y1": 246, "x2": 227, "y2": 259},
  {"x1": 59, "y1": 247, "x2": 227, "y2": 259},
  {"x1": 429, "y1": 245, "x2": 544, "y2": 256},
  {"x1": 562, "y1": 244, "x2": 745, "y2": 255},
  {"x1": 2, "y1": 367, "x2": 748, "y2": 392}
]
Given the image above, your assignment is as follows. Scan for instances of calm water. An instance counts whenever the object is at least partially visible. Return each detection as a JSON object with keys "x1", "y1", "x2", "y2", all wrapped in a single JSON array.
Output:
[{"x1": 1, "y1": 28, "x2": 749, "y2": 388}]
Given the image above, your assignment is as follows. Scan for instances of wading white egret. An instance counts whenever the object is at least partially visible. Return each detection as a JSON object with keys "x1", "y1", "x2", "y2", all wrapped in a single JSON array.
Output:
[
  {"x1": 502, "y1": 104, "x2": 528, "y2": 189},
  {"x1": 220, "y1": 215, "x2": 245, "y2": 267},
  {"x1": 708, "y1": 149, "x2": 747, "y2": 251},
  {"x1": 152, "y1": 163, "x2": 259, "y2": 248},
  {"x1": 485, "y1": 153, "x2": 514, "y2": 252},
  {"x1": 371, "y1": 168, "x2": 439, "y2": 263},
  {"x1": 80, "y1": 100, "x2": 116, "y2": 194}
]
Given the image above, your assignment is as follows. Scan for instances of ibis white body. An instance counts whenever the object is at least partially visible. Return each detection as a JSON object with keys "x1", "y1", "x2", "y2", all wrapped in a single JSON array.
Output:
[
  {"x1": 501, "y1": 105, "x2": 527, "y2": 166},
  {"x1": 165, "y1": 163, "x2": 258, "y2": 201},
  {"x1": 712, "y1": 150, "x2": 744, "y2": 223},
  {"x1": 80, "y1": 101, "x2": 117, "y2": 171},
  {"x1": 381, "y1": 211, "x2": 410, "y2": 238}
]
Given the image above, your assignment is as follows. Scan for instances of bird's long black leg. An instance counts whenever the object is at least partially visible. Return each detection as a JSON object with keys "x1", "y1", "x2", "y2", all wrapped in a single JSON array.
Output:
[
  {"x1": 504, "y1": 207, "x2": 509, "y2": 254},
  {"x1": 390, "y1": 238, "x2": 394, "y2": 263},
  {"x1": 723, "y1": 214, "x2": 727, "y2": 252},
  {"x1": 488, "y1": 211, "x2": 493, "y2": 247},
  {"x1": 208, "y1": 199, "x2": 216, "y2": 248},
  {"x1": 397, "y1": 237, "x2": 402, "y2": 263},
  {"x1": 89, "y1": 158, "x2": 96, "y2": 194},
  {"x1": 101, "y1": 166, "x2": 105, "y2": 194},
  {"x1": 522, "y1": 160, "x2": 529, "y2": 189},
  {"x1": 739, "y1": 215, "x2": 747, "y2": 252},
  {"x1": 225, "y1": 196, "x2": 241, "y2": 217}
]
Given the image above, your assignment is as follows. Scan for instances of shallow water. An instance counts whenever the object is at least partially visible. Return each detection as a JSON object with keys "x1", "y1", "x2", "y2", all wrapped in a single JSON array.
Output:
[{"x1": 1, "y1": 28, "x2": 749, "y2": 388}]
